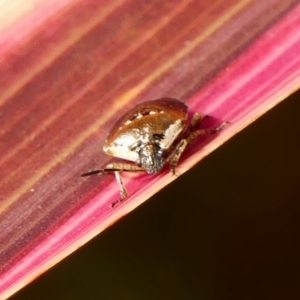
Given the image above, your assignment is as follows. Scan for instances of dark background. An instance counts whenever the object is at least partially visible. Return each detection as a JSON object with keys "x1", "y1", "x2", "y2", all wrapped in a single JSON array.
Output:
[{"x1": 12, "y1": 89, "x2": 300, "y2": 300}]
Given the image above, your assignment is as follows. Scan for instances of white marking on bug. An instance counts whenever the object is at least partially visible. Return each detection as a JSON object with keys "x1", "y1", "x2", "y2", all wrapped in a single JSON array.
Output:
[
  {"x1": 105, "y1": 144, "x2": 139, "y2": 162},
  {"x1": 159, "y1": 119, "x2": 184, "y2": 149},
  {"x1": 104, "y1": 131, "x2": 141, "y2": 162},
  {"x1": 149, "y1": 111, "x2": 157, "y2": 115}
]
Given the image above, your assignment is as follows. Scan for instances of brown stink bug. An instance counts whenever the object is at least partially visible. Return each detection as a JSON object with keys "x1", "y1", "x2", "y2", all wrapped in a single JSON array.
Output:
[{"x1": 81, "y1": 98, "x2": 229, "y2": 208}]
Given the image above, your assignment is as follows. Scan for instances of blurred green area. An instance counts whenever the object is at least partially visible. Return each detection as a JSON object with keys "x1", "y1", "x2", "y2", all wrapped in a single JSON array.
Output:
[{"x1": 12, "y1": 89, "x2": 300, "y2": 300}]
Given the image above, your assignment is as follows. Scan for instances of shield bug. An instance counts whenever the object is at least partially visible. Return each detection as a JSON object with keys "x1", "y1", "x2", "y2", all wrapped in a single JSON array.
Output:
[{"x1": 82, "y1": 98, "x2": 229, "y2": 208}]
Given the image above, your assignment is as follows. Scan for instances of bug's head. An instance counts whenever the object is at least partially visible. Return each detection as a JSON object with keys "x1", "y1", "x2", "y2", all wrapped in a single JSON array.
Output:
[{"x1": 139, "y1": 144, "x2": 164, "y2": 174}]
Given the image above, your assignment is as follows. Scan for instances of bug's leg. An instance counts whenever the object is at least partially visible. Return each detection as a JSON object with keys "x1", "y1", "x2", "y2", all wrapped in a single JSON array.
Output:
[
  {"x1": 182, "y1": 112, "x2": 209, "y2": 141},
  {"x1": 81, "y1": 162, "x2": 144, "y2": 176},
  {"x1": 167, "y1": 121, "x2": 230, "y2": 174},
  {"x1": 183, "y1": 112, "x2": 202, "y2": 137},
  {"x1": 167, "y1": 139, "x2": 189, "y2": 175},
  {"x1": 190, "y1": 112, "x2": 202, "y2": 128},
  {"x1": 187, "y1": 112, "x2": 211, "y2": 130},
  {"x1": 105, "y1": 163, "x2": 144, "y2": 208},
  {"x1": 103, "y1": 162, "x2": 144, "y2": 173},
  {"x1": 167, "y1": 128, "x2": 209, "y2": 174},
  {"x1": 110, "y1": 171, "x2": 127, "y2": 208},
  {"x1": 185, "y1": 120, "x2": 230, "y2": 144},
  {"x1": 81, "y1": 162, "x2": 144, "y2": 208}
]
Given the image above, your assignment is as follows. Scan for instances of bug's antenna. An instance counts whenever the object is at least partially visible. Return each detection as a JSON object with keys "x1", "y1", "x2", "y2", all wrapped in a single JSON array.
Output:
[{"x1": 81, "y1": 170, "x2": 104, "y2": 177}]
